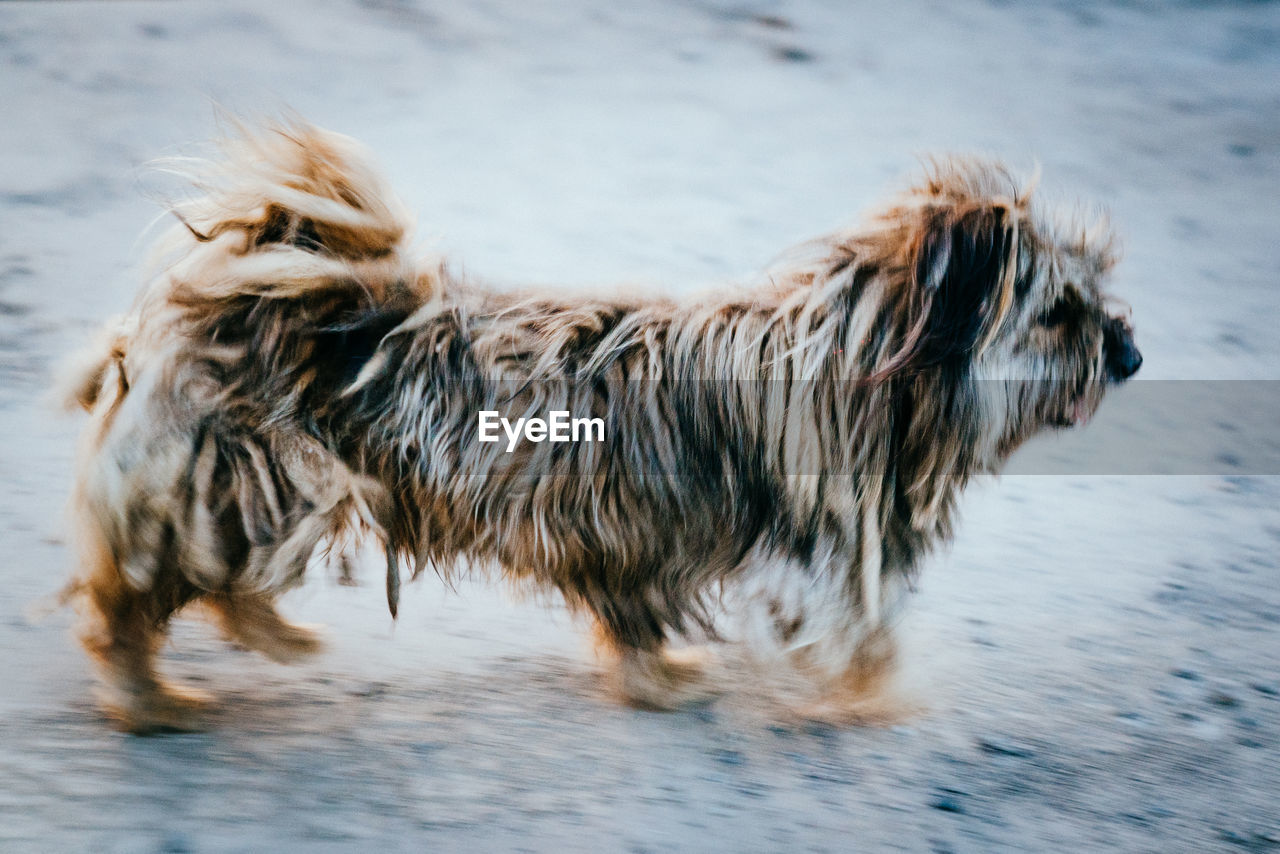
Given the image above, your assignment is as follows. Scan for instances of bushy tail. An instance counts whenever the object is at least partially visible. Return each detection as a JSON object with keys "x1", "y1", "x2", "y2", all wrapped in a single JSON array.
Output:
[
  {"x1": 154, "y1": 117, "x2": 421, "y2": 307},
  {"x1": 65, "y1": 118, "x2": 430, "y2": 410}
]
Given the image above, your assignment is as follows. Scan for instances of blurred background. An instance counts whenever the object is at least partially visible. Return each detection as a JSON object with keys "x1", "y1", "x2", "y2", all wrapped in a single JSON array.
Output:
[{"x1": 0, "y1": 1, "x2": 1277, "y2": 851}]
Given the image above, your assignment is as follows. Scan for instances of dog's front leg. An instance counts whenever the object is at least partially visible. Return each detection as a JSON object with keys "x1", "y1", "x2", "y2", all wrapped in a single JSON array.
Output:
[{"x1": 587, "y1": 600, "x2": 718, "y2": 710}]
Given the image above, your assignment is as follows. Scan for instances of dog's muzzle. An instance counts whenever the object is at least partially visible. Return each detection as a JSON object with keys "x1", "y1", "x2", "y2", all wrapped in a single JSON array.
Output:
[{"x1": 1104, "y1": 317, "x2": 1142, "y2": 381}]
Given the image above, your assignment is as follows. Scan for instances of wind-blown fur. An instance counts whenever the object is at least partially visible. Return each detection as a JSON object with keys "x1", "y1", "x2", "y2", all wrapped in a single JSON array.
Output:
[{"x1": 65, "y1": 121, "x2": 1140, "y2": 731}]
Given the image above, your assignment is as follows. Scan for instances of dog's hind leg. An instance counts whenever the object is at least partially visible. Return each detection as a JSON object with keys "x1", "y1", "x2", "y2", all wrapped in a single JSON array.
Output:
[
  {"x1": 76, "y1": 542, "x2": 207, "y2": 734},
  {"x1": 204, "y1": 593, "x2": 323, "y2": 663}
]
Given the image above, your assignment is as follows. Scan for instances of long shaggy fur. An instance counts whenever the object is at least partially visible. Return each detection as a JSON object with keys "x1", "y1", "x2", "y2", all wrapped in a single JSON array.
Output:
[{"x1": 64, "y1": 120, "x2": 1139, "y2": 731}]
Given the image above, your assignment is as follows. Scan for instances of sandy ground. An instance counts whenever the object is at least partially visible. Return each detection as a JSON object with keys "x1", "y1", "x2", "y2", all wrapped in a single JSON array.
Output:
[{"x1": 1, "y1": 1, "x2": 1279, "y2": 851}]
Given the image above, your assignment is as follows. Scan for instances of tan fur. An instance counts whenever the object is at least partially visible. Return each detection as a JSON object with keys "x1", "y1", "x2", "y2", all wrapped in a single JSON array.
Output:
[{"x1": 63, "y1": 120, "x2": 1140, "y2": 731}]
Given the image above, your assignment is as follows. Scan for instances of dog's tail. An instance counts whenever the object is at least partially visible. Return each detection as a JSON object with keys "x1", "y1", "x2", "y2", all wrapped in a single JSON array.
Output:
[
  {"x1": 151, "y1": 117, "x2": 424, "y2": 310},
  {"x1": 64, "y1": 119, "x2": 432, "y2": 410}
]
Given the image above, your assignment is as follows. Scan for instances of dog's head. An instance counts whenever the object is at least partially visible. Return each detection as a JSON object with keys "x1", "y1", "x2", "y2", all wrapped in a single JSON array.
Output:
[{"x1": 863, "y1": 159, "x2": 1140, "y2": 462}]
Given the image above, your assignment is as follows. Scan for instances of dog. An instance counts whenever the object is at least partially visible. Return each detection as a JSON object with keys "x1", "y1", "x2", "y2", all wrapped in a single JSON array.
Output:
[{"x1": 62, "y1": 120, "x2": 1140, "y2": 732}]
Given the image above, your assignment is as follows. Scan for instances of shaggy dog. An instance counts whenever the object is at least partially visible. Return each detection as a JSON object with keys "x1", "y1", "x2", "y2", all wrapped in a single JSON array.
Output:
[{"x1": 63, "y1": 121, "x2": 1140, "y2": 732}]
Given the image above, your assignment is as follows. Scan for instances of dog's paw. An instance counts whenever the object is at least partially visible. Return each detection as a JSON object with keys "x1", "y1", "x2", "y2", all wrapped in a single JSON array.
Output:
[
  {"x1": 796, "y1": 642, "x2": 915, "y2": 726},
  {"x1": 97, "y1": 682, "x2": 212, "y2": 735},
  {"x1": 615, "y1": 646, "x2": 722, "y2": 710}
]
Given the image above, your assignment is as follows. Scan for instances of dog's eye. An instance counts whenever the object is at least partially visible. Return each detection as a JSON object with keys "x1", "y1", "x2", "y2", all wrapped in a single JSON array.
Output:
[{"x1": 1038, "y1": 299, "x2": 1071, "y2": 328}]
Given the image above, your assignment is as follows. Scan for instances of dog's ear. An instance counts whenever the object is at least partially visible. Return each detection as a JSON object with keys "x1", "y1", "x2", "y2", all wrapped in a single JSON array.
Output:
[
  {"x1": 914, "y1": 203, "x2": 1017, "y2": 364},
  {"x1": 873, "y1": 203, "x2": 1018, "y2": 380}
]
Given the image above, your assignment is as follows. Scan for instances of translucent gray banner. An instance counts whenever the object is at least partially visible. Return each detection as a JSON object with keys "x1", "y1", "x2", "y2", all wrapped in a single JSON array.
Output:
[
  {"x1": 445, "y1": 379, "x2": 1280, "y2": 476},
  {"x1": 1004, "y1": 381, "x2": 1280, "y2": 475}
]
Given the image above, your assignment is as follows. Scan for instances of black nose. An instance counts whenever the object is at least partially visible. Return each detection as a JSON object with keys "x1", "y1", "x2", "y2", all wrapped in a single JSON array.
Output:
[{"x1": 1104, "y1": 317, "x2": 1142, "y2": 381}]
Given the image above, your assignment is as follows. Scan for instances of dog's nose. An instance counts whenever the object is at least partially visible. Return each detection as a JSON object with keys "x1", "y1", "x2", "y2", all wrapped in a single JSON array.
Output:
[{"x1": 1104, "y1": 317, "x2": 1142, "y2": 381}]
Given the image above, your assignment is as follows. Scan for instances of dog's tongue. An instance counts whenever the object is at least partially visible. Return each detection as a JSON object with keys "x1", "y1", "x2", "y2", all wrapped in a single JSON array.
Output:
[{"x1": 1072, "y1": 400, "x2": 1091, "y2": 427}]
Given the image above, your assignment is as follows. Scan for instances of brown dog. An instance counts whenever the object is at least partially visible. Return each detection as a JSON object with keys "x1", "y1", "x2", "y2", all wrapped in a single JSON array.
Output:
[{"x1": 63, "y1": 121, "x2": 1139, "y2": 731}]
